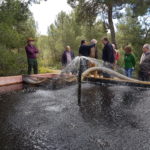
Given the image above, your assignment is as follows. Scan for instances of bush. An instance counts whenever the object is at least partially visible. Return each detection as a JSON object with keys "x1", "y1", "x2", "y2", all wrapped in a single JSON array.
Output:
[
  {"x1": 39, "y1": 67, "x2": 60, "y2": 74},
  {"x1": 0, "y1": 46, "x2": 27, "y2": 76}
]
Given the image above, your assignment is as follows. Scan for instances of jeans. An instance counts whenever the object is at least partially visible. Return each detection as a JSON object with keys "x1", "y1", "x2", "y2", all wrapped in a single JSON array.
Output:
[
  {"x1": 103, "y1": 62, "x2": 114, "y2": 78},
  {"x1": 28, "y1": 58, "x2": 38, "y2": 75},
  {"x1": 125, "y1": 68, "x2": 133, "y2": 78}
]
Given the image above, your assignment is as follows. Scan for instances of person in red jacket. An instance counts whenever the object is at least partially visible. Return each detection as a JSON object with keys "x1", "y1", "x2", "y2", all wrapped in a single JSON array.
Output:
[{"x1": 112, "y1": 44, "x2": 120, "y2": 64}]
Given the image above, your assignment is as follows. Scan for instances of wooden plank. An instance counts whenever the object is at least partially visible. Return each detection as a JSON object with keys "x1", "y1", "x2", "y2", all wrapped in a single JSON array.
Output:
[
  {"x1": 0, "y1": 73, "x2": 60, "y2": 87},
  {"x1": 0, "y1": 84, "x2": 23, "y2": 94},
  {"x1": 0, "y1": 76, "x2": 23, "y2": 87},
  {"x1": 30, "y1": 73, "x2": 60, "y2": 78}
]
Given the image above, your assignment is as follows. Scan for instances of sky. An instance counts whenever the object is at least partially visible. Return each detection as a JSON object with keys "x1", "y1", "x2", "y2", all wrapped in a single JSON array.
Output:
[{"x1": 29, "y1": 0, "x2": 72, "y2": 35}]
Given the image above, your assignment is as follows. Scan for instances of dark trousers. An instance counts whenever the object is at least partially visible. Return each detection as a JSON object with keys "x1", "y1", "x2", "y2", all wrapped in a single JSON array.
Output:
[
  {"x1": 28, "y1": 58, "x2": 38, "y2": 75},
  {"x1": 103, "y1": 62, "x2": 114, "y2": 78}
]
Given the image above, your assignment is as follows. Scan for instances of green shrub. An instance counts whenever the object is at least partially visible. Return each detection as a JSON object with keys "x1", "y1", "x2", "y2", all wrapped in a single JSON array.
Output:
[
  {"x1": 0, "y1": 46, "x2": 27, "y2": 76},
  {"x1": 39, "y1": 67, "x2": 60, "y2": 74}
]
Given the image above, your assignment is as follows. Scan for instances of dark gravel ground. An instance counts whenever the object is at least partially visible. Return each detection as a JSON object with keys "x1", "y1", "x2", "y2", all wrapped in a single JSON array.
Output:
[{"x1": 0, "y1": 83, "x2": 150, "y2": 150}]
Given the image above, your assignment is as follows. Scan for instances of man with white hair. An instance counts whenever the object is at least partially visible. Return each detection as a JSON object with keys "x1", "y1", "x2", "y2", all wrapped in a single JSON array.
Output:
[
  {"x1": 89, "y1": 39, "x2": 98, "y2": 59},
  {"x1": 140, "y1": 44, "x2": 150, "y2": 64},
  {"x1": 139, "y1": 44, "x2": 150, "y2": 81}
]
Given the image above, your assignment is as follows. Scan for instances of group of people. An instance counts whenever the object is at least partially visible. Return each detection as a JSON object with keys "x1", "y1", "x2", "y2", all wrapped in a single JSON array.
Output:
[{"x1": 25, "y1": 37, "x2": 150, "y2": 81}]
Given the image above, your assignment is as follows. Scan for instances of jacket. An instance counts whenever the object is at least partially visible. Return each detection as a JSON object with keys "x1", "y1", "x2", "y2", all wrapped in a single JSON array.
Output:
[
  {"x1": 25, "y1": 44, "x2": 39, "y2": 59},
  {"x1": 140, "y1": 52, "x2": 150, "y2": 73},
  {"x1": 102, "y1": 43, "x2": 115, "y2": 63},
  {"x1": 61, "y1": 50, "x2": 75, "y2": 66},
  {"x1": 124, "y1": 53, "x2": 135, "y2": 69},
  {"x1": 79, "y1": 44, "x2": 95, "y2": 57},
  {"x1": 89, "y1": 46, "x2": 98, "y2": 59}
]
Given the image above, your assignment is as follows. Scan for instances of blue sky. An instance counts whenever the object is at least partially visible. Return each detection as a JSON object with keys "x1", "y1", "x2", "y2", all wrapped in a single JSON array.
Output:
[{"x1": 29, "y1": 0, "x2": 72, "y2": 35}]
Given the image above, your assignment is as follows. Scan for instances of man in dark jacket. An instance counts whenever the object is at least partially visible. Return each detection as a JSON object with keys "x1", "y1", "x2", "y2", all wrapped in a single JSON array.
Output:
[
  {"x1": 61, "y1": 46, "x2": 75, "y2": 67},
  {"x1": 25, "y1": 38, "x2": 39, "y2": 75},
  {"x1": 102, "y1": 37, "x2": 115, "y2": 64},
  {"x1": 79, "y1": 40, "x2": 95, "y2": 57},
  {"x1": 102, "y1": 37, "x2": 115, "y2": 78},
  {"x1": 79, "y1": 40, "x2": 96, "y2": 72}
]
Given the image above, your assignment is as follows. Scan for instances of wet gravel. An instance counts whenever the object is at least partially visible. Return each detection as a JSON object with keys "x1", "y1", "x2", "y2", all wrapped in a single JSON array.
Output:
[{"x1": 0, "y1": 83, "x2": 150, "y2": 150}]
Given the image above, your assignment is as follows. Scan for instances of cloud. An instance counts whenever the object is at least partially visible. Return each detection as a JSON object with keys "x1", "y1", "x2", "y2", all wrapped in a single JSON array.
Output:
[{"x1": 29, "y1": 0, "x2": 72, "y2": 35}]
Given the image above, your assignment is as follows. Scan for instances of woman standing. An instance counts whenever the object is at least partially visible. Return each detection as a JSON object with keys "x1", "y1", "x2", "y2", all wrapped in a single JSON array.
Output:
[{"x1": 124, "y1": 46, "x2": 136, "y2": 78}]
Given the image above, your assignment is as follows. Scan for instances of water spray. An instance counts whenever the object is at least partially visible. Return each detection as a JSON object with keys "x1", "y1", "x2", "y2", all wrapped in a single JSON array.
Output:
[{"x1": 78, "y1": 57, "x2": 82, "y2": 106}]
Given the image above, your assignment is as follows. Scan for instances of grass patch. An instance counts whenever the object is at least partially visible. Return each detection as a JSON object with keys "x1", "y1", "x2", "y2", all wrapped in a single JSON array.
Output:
[{"x1": 39, "y1": 67, "x2": 61, "y2": 74}]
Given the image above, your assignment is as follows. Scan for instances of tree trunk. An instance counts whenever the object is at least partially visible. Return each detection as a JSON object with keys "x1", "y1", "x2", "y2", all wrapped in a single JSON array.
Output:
[
  {"x1": 144, "y1": 29, "x2": 150, "y2": 42},
  {"x1": 107, "y1": 4, "x2": 117, "y2": 47}
]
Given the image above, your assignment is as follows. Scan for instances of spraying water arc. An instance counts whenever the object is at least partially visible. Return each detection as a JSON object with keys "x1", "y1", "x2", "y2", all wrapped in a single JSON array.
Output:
[{"x1": 82, "y1": 67, "x2": 139, "y2": 82}]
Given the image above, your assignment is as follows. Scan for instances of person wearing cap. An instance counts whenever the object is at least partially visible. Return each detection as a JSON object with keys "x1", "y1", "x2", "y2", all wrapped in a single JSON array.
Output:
[{"x1": 25, "y1": 38, "x2": 39, "y2": 75}]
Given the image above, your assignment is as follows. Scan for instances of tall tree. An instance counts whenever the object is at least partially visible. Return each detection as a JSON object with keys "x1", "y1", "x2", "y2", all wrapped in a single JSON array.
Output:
[
  {"x1": 67, "y1": 0, "x2": 150, "y2": 46},
  {"x1": 0, "y1": 0, "x2": 37, "y2": 76},
  {"x1": 117, "y1": 7, "x2": 150, "y2": 60},
  {"x1": 0, "y1": 0, "x2": 36, "y2": 49},
  {"x1": 46, "y1": 11, "x2": 106, "y2": 66}
]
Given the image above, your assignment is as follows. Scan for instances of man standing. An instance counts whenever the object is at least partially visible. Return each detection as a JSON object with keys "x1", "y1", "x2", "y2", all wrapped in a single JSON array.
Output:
[
  {"x1": 139, "y1": 44, "x2": 150, "y2": 64},
  {"x1": 25, "y1": 38, "x2": 39, "y2": 75},
  {"x1": 89, "y1": 39, "x2": 98, "y2": 59},
  {"x1": 79, "y1": 40, "x2": 96, "y2": 72},
  {"x1": 102, "y1": 37, "x2": 115, "y2": 65},
  {"x1": 79, "y1": 40, "x2": 95, "y2": 57},
  {"x1": 102, "y1": 37, "x2": 115, "y2": 78},
  {"x1": 61, "y1": 46, "x2": 75, "y2": 67},
  {"x1": 139, "y1": 44, "x2": 150, "y2": 81}
]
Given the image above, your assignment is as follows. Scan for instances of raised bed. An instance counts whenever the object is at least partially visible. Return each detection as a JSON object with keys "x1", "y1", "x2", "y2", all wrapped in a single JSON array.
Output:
[{"x1": 0, "y1": 73, "x2": 60, "y2": 87}]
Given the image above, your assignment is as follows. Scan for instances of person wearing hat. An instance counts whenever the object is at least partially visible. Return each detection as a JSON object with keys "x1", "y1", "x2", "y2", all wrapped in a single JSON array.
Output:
[{"x1": 25, "y1": 38, "x2": 39, "y2": 75}]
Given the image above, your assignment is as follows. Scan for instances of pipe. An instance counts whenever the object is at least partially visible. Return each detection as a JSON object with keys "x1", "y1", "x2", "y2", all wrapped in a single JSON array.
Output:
[{"x1": 82, "y1": 67, "x2": 139, "y2": 82}]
